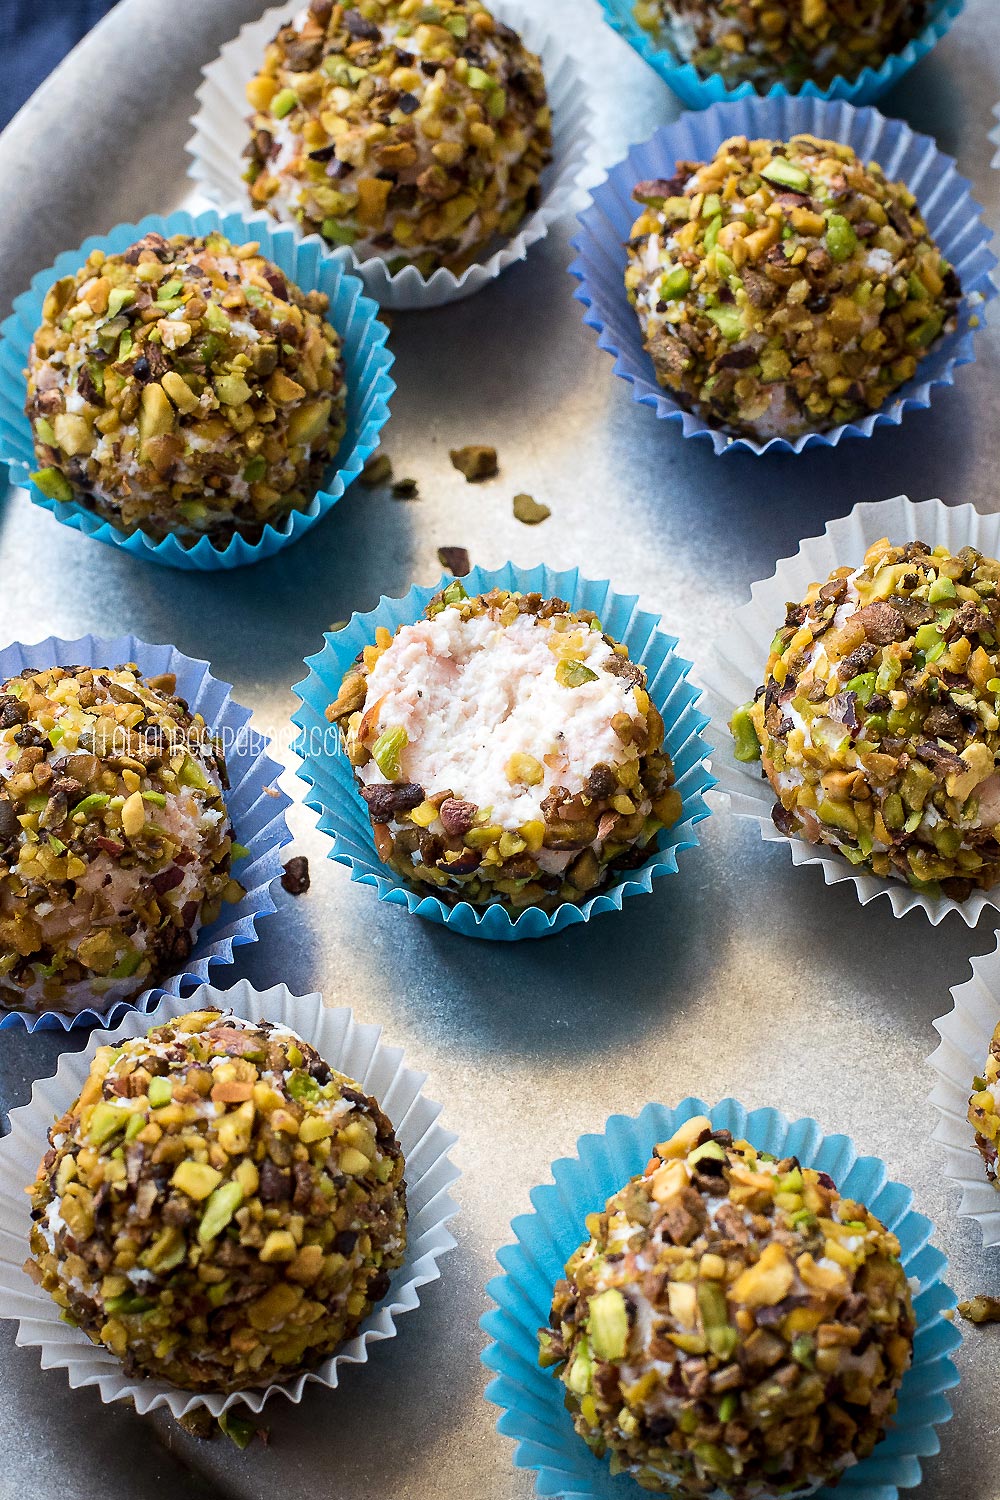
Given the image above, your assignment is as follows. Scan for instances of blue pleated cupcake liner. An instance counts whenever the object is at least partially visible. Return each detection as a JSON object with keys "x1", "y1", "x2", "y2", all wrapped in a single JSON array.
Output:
[
  {"x1": 0, "y1": 633, "x2": 292, "y2": 1032},
  {"x1": 570, "y1": 96, "x2": 996, "y2": 456},
  {"x1": 596, "y1": 0, "x2": 965, "y2": 109},
  {"x1": 482, "y1": 1097, "x2": 960, "y2": 1500},
  {"x1": 0, "y1": 208, "x2": 394, "y2": 570},
  {"x1": 291, "y1": 564, "x2": 714, "y2": 941}
]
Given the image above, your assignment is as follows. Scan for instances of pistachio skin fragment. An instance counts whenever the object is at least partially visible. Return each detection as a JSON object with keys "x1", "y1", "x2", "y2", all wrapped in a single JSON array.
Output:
[
  {"x1": 625, "y1": 133, "x2": 959, "y2": 443},
  {"x1": 748, "y1": 539, "x2": 1000, "y2": 899},
  {"x1": 540, "y1": 1118, "x2": 914, "y2": 1497},
  {"x1": 26, "y1": 1010, "x2": 407, "y2": 1393}
]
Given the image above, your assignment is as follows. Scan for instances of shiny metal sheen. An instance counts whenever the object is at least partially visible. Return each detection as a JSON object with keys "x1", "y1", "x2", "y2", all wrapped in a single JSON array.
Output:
[{"x1": 1, "y1": 2, "x2": 999, "y2": 1496}]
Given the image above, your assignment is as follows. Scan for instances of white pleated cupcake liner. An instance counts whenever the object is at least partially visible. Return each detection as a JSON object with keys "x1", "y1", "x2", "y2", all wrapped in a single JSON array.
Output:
[
  {"x1": 929, "y1": 931, "x2": 1000, "y2": 1246},
  {"x1": 699, "y1": 495, "x2": 1000, "y2": 925},
  {"x1": 187, "y1": 0, "x2": 594, "y2": 310},
  {"x1": 0, "y1": 980, "x2": 460, "y2": 1418}
]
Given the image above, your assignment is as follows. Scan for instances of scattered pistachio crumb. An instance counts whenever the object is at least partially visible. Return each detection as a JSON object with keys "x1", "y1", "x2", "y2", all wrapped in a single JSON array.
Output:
[
  {"x1": 450, "y1": 445, "x2": 498, "y2": 482},
  {"x1": 359, "y1": 453, "x2": 393, "y2": 487},
  {"x1": 957, "y1": 1295, "x2": 1000, "y2": 1324},
  {"x1": 219, "y1": 1411, "x2": 266, "y2": 1449},
  {"x1": 176, "y1": 1409, "x2": 216, "y2": 1441},
  {"x1": 513, "y1": 493, "x2": 550, "y2": 525},
  {"x1": 330, "y1": 620, "x2": 349, "y2": 632},
  {"x1": 392, "y1": 477, "x2": 419, "y2": 500},
  {"x1": 437, "y1": 546, "x2": 471, "y2": 577}
]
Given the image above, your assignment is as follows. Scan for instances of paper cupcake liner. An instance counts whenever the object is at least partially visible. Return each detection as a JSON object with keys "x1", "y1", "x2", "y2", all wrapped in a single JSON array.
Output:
[
  {"x1": 929, "y1": 930, "x2": 1000, "y2": 1246},
  {"x1": 596, "y1": 0, "x2": 965, "y2": 109},
  {"x1": 570, "y1": 96, "x2": 996, "y2": 457},
  {"x1": 700, "y1": 494, "x2": 1000, "y2": 925},
  {"x1": 291, "y1": 563, "x2": 714, "y2": 941},
  {"x1": 0, "y1": 634, "x2": 291, "y2": 1032},
  {"x1": 0, "y1": 979, "x2": 460, "y2": 1417},
  {"x1": 482, "y1": 1096, "x2": 959, "y2": 1500},
  {"x1": 0, "y1": 208, "x2": 394, "y2": 570},
  {"x1": 187, "y1": 0, "x2": 594, "y2": 312}
]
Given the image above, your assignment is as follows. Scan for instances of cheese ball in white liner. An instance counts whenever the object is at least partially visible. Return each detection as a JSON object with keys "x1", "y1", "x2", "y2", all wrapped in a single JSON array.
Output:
[
  {"x1": 326, "y1": 583, "x2": 683, "y2": 912},
  {"x1": 26, "y1": 1009, "x2": 407, "y2": 1392},
  {"x1": 244, "y1": 0, "x2": 552, "y2": 277},
  {"x1": 0, "y1": 664, "x2": 240, "y2": 1017},
  {"x1": 734, "y1": 539, "x2": 1000, "y2": 900}
]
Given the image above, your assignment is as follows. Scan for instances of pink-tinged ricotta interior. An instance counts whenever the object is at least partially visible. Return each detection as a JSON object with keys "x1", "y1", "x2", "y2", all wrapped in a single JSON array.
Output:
[{"x1": 357, "y1": 610, "x2": 643, "y2": 827}]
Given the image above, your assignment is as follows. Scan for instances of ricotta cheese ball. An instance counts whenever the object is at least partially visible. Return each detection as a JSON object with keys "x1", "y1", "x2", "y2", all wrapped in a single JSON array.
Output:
[
  {"x1": 733, "y1": 539, "x2": 1000, "y2": 901},
  {"x1": 26, "y1": 1009, "x2": 407, "y2": 1393},
  {"x1": 968, "y1": 1021, "x2": 1000, "y2": 1186},
  {"x1": 0, "y1": 664, "x2": 238, "y2": 1017},
  {"x1": 326, "y1": 583, "x2": 683, "y2": 912},
  {"x1": 539, "y1": 1115, "x2": 914, "y2": 1499},
  {"x1": 624, "y1": 134, "x2": 960, "y2": 442},
  {"x1": 244, "y1": 0, "x2": 552, "y2": 276},
  {"x1": 632, "y1": 0, "x2": 927, "y2": 92},
  {"x1": 26, "y1": 231, "x2": 347, "y2": 544}
]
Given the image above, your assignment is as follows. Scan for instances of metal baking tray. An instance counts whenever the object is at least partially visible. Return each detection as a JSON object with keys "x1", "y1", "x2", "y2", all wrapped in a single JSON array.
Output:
[{"x1": 0, "y1": 1, "x2": 998, "y2": 1495}]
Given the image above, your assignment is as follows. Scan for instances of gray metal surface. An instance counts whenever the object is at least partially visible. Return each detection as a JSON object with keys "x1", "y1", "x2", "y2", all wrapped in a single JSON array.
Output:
[{"x1": 0, "y1": 2, "x2": 998, "y2": 1497}]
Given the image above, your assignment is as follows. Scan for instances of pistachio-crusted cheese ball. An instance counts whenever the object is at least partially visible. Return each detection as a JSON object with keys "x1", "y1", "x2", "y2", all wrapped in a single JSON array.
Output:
[
  {"x1": 26, "y1": 231, "x2": 346, "y2": 544},
  {"x1": 244, "y1": 0, "x2": 551, "y2": 276},
  {"x1": 539, "y1": 1116, "x2": 915, "y2": 1498},
  {"x1": 969, "y1": 1022, "x2": 1000, "y2": 1185},
  {"x1": 26, "y1": 1009, "x2": 407, "y2": 1392},
  {"x1": 632, "y1": 1, "x2": 927, "y2": 92},
  {"x1": 624, "y1": 134, "x2": 960, "y2": 442},
  {"x1": 326, "y1": 583, "x2": 683, "y2": 912},
  {"x1": 0, "y1": 665, "x2": 238, "y2": 1017},
  {"x1": 733, "y1": 539, "x2": 1000, "y2": 900}
]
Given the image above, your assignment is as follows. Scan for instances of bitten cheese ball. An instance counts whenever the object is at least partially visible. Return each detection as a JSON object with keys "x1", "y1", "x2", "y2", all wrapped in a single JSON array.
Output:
[
  {"x1": 326, "y1": 582, "x2": 683, "y2": 913},
  {"x1": 0, "y1": 664, "x2": 240, "y2": 1018},
  {"x1": 26, "y1": 1009, "x2": 407, "y2": 1392},
  {"x1": 969, "y1": 1021, "x2": 1000, "y2": 1186},
  {"x1": 26, "y1": 231, "x2": 347, "y2": 544},
  {"x1": 734, "y1": 539, "x2": 1000, "y2": 900},
  {"x1": 632, "y1": 0, "x2": 927, "y2": 92},
  {"x1": 540, "y1": 1116, "x2": 914, "y2": 1498},
  {"x1": 244, "y1": 0, "x2": 552, "y2": 276},
  {"x1": 625, "y1": 134, "x2": 960, "y2": 442}
]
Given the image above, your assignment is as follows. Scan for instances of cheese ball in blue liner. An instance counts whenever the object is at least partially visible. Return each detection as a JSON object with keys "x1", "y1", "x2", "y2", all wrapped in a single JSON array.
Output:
[
  {"x1": 0, "y1": 663, "x2": 237, "y2": 1020},
  {"x1": 595, "y1": 0, "x2": 965, "y2": 109},
  {"x1": 292, "y1": 563, "x2": 714, "y2": 940},
  {"x1": 569, "y1": 95, "x2": 995, "y2": 456},
  {"x1": 327, "y1": 583, "x2": 683, "y2": 915},
  {"x1": 0, "y1": 208, "x2": 393, "y2": 570},
  {"x1": 542, "y1": 1115, "x2": 914, "y2": 1497},
  {"x1": 625, "y1": 132, "x2": 959, "y2": 443},
  {"x1": 0, "y1": 633, "x2": 291, "y2": 1034},
  {"x1": 26, "y1": 231, "x2": 346, "y2": 546},
  {"x1": 481, "y1": 1097, "x2": 960, "y2": 1500}
]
